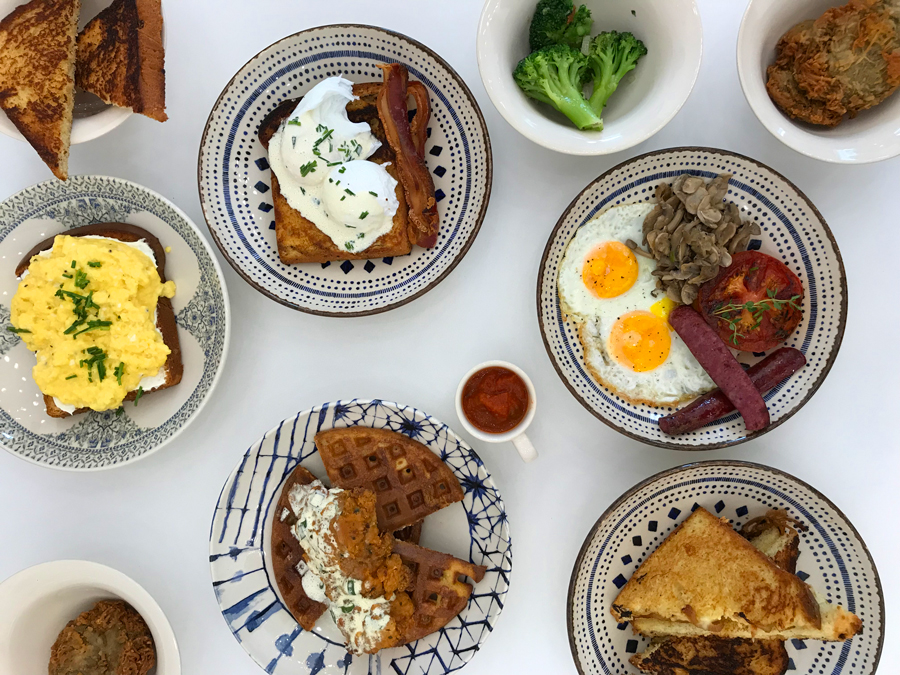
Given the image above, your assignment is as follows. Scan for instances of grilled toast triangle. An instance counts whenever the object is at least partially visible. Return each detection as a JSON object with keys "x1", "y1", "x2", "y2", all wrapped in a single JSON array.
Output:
[
  {"x1": 0, "y1": 0, "x2": 80, "y2": 180},
  {"x1": 76, "y1": 0, "x2": 166, "y2": 121},
  {"x1": 611, "y1": 507, "x2": 861, "y2": 641}
]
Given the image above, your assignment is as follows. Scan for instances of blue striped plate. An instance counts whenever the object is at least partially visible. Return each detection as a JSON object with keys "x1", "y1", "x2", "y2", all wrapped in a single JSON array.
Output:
[
  {"x1": 198, "y1": 25, "x2": 492, "y2": 316},
  {"x1": 537, "y1": 147, "x2": 847, "y2": 449},
  {"x1": 209, "y1": 400, "x2": 511, "y2": 675}
]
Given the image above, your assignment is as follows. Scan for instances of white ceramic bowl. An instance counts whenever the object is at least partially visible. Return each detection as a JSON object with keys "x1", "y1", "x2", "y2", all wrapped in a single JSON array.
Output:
[
  {"x1": 476, "y1": 0, "x2": 702, "y2": 155},
  {"x1": 0, "y1": 560, "x2": 180, "y2": 675},
  {"x1": 0, "y1": 0, "x2": 167, "y2": 146},
  {"x1": 738, "y1": 0, "x2": 900, "y2": 164}
]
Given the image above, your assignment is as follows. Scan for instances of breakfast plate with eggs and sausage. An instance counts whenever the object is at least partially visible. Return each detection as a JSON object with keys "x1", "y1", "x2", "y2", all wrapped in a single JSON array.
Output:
[
  {"x1": 198, "y1": 24, "x2": 492, "y2": 317},
  {"x1": 537, "y1": 147, "x2": 847, "y2": 450},
  {"x1": 0, "y1": 176, "x2": 230, "y2": 470}
]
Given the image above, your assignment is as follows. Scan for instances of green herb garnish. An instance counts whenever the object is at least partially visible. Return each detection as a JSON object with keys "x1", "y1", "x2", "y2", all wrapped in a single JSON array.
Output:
[
  {"x1": 87, "y1": 261, "x2": 102, "y2": 268},
  {"x1": 6, "y1": 326, "x2": 30, "y2": 334},
  {"x1": 287, "y1": 119, "x2": 302, "y2": 127},
  {"x1": 299, "y1": 161, "x2": 317, "y2": 177},
  {"x1": 79, "y1": 347, "x2": 108, "y2": 383},
  {"x1": 344, "y1": 188, "x2": 355, "y2": 196},
  {"x1": 344, "y1": 241, "x2": 355, "y2": 251},
  {"x1": 368, "y1": 191, "x2": 378, "y2": 197},
  {"x1": 70, "y1": 260, "x2": 76, "y2": 269},
  {"x1": 342, "y1": 605, "x2": 354, "y2": 614},
  {"x1": 73, "y1": 269, "x2": 89, "y2": 289},
  {"x1": 65, "y1": 374, "x2": 77, "y2": 380},
  {"x1": 359, "y1": 211, "x2": 368, "y2": 220},
  {"x1": 114, "y1": 361, "x2": 125, "y2": 386},
  {"x1": 712, "y1": 290, "x2": 802, "y2": 346},
  {"x1": 134, "y1": 386, "x2": 144, "y2": 406},
  {"x1": 347, "y1": 580, "x2": 355, "y2": 595}
]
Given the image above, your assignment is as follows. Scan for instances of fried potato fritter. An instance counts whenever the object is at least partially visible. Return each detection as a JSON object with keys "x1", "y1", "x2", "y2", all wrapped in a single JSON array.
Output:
[
  {"x1": 49, "y1": 600, "x2": 156, "y2": 675},
  {"x1": 766, "y1": 0, "x2": 900, "y2": 126}
]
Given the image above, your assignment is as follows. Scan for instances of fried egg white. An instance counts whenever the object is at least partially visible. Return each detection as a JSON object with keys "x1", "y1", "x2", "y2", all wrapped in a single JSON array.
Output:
[{"x1": 557, "y1": 203, "x2": 714, "y2": 406}]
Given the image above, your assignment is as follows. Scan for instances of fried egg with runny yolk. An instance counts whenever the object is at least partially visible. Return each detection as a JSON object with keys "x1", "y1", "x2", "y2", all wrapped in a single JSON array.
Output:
[{"x1": 557, "y1": 203, "x2": 714, "y2": 406}]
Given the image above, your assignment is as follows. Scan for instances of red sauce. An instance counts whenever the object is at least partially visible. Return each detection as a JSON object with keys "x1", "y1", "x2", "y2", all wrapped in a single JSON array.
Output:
[{"x1": 461, "y1": 367, "x2": 529, "y2": 434}]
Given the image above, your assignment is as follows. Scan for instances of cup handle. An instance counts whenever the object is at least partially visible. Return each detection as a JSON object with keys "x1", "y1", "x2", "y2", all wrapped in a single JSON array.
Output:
[{"x1": 512, "y1": 433, "x2": 538, "y2": 463}]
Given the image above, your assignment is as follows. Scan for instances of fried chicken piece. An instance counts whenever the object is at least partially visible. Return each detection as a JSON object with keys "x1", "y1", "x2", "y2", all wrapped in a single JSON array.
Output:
[
  {"x1": 49, "y1": 600, "x2": 156, "y2": 675},
  {"x1": 766, "y1": 0, "x2": 900, "y2": 126}
]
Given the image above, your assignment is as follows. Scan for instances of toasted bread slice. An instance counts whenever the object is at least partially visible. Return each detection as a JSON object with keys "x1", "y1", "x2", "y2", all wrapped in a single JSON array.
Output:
[
  {"x1": 258, "y1": 84, "x2": 412, "y2": 263},
  {"x1": 17, "y1": 223, "x2": 182, "y2": 418},
  {"x1": 630, "y1": 513, "x2": 801, "y2": 675},
  {"x1": 75, "y1": 0, "x2": 166, "y2": 121},
  {"x1": 0, "y1": 0, "x2": 79, "y2": 180},
  {"x1": 612, "y1": 508, "x2": 861, "y2": 641},
  {"x1": 315, "y1": 427, "x2": 464, "y2": 534}
]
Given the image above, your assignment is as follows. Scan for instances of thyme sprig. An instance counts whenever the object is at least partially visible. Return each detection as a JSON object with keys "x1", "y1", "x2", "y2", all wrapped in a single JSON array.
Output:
[{"x1": 713, "y1": 288, "x2": 801, "y2": 346}]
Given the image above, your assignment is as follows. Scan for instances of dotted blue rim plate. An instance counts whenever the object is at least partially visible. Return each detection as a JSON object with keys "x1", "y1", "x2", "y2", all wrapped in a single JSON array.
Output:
[
  {"x1": 197, "y1": 24, "x2": 492, "y2": 317},
  {"x1": 537, "y1": 147, "x2": 847, "y2": 450},
  {"x1": 208, "y1": 399, "x2": 511, "y2": 675},
  {"x1": 567, "y1": 460, "x2": 884, "y2": 675},
  {"x1": 0, "y1": 176, "x2": 230, "y2": 471}
]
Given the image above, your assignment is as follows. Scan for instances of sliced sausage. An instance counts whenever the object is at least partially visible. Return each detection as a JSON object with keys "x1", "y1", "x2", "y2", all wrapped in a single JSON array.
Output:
[
  {"x1": 668, "y1": 305, "x2": 770, "y2": 431},
  {"x1": 659, "y1": 348, "x2": 806, "y2": 435}
]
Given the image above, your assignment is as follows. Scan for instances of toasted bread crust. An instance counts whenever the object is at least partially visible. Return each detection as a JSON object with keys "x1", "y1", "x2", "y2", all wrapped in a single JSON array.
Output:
[
  {"x1": 18, "y1": 223, "x2": 182, "y2": 418},
  {"x1": 611, "y1": 508, "x2": 822, "y2": 634},
  {"x1": 76, "y1": 0, "x2": 166, "y2": 121},
  {"x1": 0, "y1": 0, "x2": 79, "y2": 179},
  {"x1": 259, "y1": 86, "x2": 414, "y2": 263}
]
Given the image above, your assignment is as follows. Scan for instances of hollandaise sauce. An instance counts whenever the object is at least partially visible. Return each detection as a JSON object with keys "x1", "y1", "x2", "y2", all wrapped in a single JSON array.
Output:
[{"x1": 10, "y1": 235, "x2": 176, "y2": 412}]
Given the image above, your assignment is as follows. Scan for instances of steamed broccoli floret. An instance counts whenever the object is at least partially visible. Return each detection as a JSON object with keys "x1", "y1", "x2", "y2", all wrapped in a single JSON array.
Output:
[
  {"x1": 586, "y1": 31, "x2": 648, "y2": 113},
  {"x1": 514, "y1": 44, "x2": 604, "y2": 131},
  {"x1": 529, "y1": 0, "x2": 593, "y2": 51}
]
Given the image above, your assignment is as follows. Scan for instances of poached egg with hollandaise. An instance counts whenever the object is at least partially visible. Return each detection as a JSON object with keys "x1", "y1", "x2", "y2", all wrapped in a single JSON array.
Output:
[
  {"x1": 267, "y1": 76, "x2": 400, "y2": 254},
  {"x1": 10, "y1": 235, "x2": 176, "y2": 413}
]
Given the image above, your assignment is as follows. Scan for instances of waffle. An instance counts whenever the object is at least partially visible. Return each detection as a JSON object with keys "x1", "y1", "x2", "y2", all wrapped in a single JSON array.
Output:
[
  {"x1": 271, "y1": 464, "x2": 327, "y2": 631},
  {"x1": 316, "y1": 427, "x2": 464, "y2": 533},
  {"x1": 393, "y1": 539, "x2": 486, "y2": 645}
]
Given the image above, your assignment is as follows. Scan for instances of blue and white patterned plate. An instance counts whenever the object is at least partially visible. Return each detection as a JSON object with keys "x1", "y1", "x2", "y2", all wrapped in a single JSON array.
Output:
[
  {"x1": 0, "y1": 176, "x2": 230, "y2": 470},
  {"x1": 538, "y1": 148, "x2": 847, "y2": 450},
  {"x1": 568, "y1": 461, "x2": 884, "y2": 675},
  {"x1": 198, "y1": 25, "x2": 492, "y2": 316},
  {"x1": 209, "y1": 400, "x2": 511, "y2": 675}
]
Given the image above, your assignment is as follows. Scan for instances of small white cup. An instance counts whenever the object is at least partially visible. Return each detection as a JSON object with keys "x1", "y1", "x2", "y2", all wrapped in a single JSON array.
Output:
[{"x1": 455, "y1": 360, "x2": 538, "y2": 463}]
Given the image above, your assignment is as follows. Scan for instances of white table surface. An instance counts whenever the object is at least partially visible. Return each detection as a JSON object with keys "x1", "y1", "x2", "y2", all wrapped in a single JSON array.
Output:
[{"x1": 0, "y1": 0, "x2": 897, "y2": 673}]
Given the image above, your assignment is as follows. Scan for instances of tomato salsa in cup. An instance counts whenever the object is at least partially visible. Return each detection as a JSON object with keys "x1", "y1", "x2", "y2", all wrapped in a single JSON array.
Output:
[{"x1": 461, "y1": 366, "x2": 530, "y2": 434}]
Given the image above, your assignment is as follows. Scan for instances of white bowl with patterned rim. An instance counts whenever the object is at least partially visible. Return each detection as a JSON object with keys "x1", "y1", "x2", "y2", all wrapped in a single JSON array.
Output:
[
  {"x1": 567, "y1": 460, "x2": 883, "y2": 675},
  {"x1": 209, "y1": 399, "x2": 511, "y2": 675},
  {"x1": 0, "y1": 176, "x2": 230, "y2": 470},
  {"x1": 537, "y1": 147, "x2": 847, "y2": 450},
  {"x1": 198, "y1": 24, "x2": 492, "y2": 317}
]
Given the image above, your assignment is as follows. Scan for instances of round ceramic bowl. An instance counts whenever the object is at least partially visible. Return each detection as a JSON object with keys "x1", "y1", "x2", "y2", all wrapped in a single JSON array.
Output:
[
  {"x1": 209, "y1": 400, "x2": 511, "y2": 675},
  {"x1": 537, "y1": 147, "x2": 847, "y2": 450},
  {"x1": 198, "y1": 24, "x2": 492, "y2": 316},
  {"x1": 568, "y1": 460, "x2": 883, "y2": 675},
  {"x1": 0, "y1": 176, "x2": 230, "y2": 470},
  {"x1": 0, "y1": 0, "x2": 167, "y2": 145},
  {"x1": 0, "y1": 560, "x2": 180, "y2": 675},
  {"x1": 738, "y1": 0, "x2": 900, "y2": 164},
  {"x1": 476, "y1": 0, "x2": 702, "y2": 155}
]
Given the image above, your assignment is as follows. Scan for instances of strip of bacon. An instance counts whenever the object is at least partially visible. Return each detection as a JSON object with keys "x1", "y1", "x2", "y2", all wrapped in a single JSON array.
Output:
[
  {"x1": 377, "y1": 64, "x2": 439, "y2": 248},
  {"x1": 407, "y1": 81, "x2": 431, "y2": 158}
]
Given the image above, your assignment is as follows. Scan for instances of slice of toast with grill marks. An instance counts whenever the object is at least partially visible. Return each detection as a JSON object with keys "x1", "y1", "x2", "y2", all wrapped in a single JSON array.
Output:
[{"x1": 0, "y1": 0, "x2": 80, "y2": 179}]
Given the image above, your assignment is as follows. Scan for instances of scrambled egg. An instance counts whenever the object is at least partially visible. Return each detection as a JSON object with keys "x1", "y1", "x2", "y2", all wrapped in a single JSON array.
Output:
[{"x1": 10, "y1": 235, "x2": 176, "y2": 411}]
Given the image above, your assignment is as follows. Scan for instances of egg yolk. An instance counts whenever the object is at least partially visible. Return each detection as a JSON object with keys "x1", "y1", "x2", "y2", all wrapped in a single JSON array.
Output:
[
  {"x1": 608, "y1": 311, "x2": 672, "y2": 372},
  {"x1": 650, "y1": 297, "x2": 678, "y2": 325},
  {"x1": 582, "y1": 241, "x2": 639, "y2": 299}
]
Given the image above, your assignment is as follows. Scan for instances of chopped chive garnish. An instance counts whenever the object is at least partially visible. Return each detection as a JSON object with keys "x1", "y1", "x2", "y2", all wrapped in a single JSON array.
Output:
[
  {"x1": 66, "y1": 374, "x2": 77, "y2": 380},
  {"x1": 62, "y1": 273, "x2": 73, "y2": 279},
  {"x1": 134, "y1": 386, "x2": 144, "y2": 406},
  {"x1": 338, "y1": 167, "x2": 346, "y2": 174},
  {"x1": 344, "y1": 188, "x2": 355, "y2": 196},
  {"x1": 116, "y1": 406, "x2": 124, "y2": 417},
  {"x1": 287, "y1": 119, "x2": 302, "y2": 126},
  {"x1": 87, "y1": 261, "x2": 102, "y2": 268},
  {"x1": 79, "y1": 347, "x2": 107, "y2": 382},
  {"x1": 7, "y1": 326, "x2": 30, "y2": 334},
  {"x1": 340, "y1": 196, "x2": 346, "y2": 201},
  {"x1": 114, "y1": 361, "x2": 125, "y2": 385},
  {"x1": 359, "y1": 211, "x2": 368, "y2": 220},
  {"x1": 73, "y1": 269, "x2": 89, "y2": 289},
  {"x1": 344, "y1": 241, "x2": 355, "y2": 251},
  {"x1": 369, "y1": 191, "x2": 378, "y2": 197},
  {"x1": 70, "y1": 260, "x2": 76, "y2": 269},
  {"x1": 299, "y1": 161, "x2": 317, "y2": 177}
]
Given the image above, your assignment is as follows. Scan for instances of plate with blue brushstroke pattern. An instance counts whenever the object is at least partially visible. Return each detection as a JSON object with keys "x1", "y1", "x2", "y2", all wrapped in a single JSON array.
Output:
[{"x1": 209, "y1": 399, "x2": 511, "y2": 675}]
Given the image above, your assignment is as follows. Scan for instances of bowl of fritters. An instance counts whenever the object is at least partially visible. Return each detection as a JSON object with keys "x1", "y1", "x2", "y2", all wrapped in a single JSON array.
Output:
[
  {"x1": 0, "y1": 560, "x2": 180, "y2": 675},
  {"x1": 738, "y1": 0, "x2": 900, "y2": 163}
]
